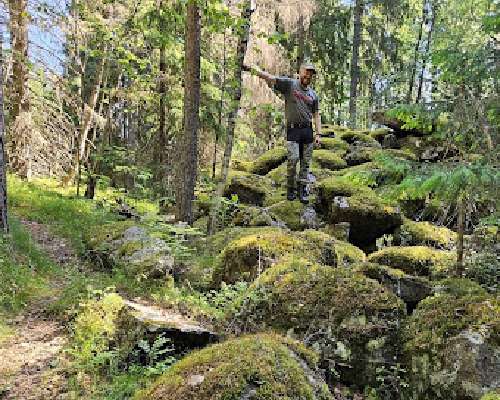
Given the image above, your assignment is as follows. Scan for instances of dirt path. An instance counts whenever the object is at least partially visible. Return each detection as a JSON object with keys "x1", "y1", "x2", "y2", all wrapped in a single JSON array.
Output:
[{"x1": 0, "y1": 220, "x2": 81, "y2": 400}]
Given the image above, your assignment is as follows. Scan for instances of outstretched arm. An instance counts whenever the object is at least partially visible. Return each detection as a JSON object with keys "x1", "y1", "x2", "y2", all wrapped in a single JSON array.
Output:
[
  {"x1": 243, "y1": 64, "x2": 277, "y2": 86},
  {"x1": 314, "y1": 112, "x2": 322, "y2": 145}
]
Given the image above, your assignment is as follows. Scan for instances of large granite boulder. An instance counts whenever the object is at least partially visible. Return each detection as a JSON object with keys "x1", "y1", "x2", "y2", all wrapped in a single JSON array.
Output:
[
  {"x1": 134, "y1": 333, "x2": 333, "y2": 400},
  {"x1": 225, "y1": 259, "x2": 405, "y2": 388}
]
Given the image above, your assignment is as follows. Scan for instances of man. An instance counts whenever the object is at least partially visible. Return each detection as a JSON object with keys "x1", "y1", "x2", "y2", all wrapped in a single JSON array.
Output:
[{"x1": 243, "y1": 63, "x2": 322, "y2": 203}]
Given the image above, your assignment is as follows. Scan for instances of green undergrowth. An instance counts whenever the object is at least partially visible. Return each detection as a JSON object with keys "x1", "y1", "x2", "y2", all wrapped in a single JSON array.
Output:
[{"x1": 0, "y1": 217, "x2": 57, "y2": 314}]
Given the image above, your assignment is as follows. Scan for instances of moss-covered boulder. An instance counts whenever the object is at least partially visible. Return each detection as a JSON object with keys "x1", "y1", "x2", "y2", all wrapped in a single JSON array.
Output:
[
  {"x1": 313, "y1": 150, "x2": 347, "y2": 170},
  {"x1": 224, "y1": 171, "x2": 272, "y2": 206},
  {"x1": 339, "y1": 131, "x2": 382, "y2": 148},
  {"x1": 404, "y1": 292, "x2": 500, "y2": 399},
  {"x1": 85, "y1": 222, "x2": 174, "y2": 279},
  {"x1": 134, "y1": 333, "x2": 333, "y2": 400},
  {"x1": 231, "y1": 205, "x2": 283, "y2": 228},
  {"x1": 394, "y1": 218, "x2": 457, "y2": 249},
  {"x1": 249, "y1": 147, "x2": 288, "y2": 175},
  {"x1": 267, "y1": 201, "x2": 319, "y2": 231},
  {"x1": 369, "y1": 128, "x2": 392, "y2": 143},
  {"x1": 319, "y1": 137, "x2": 349, "y2": 153},
  {"x1": 226, "y1": 259, "x2": 406, "y2": 388},
  {"x1": 367, "y1": 246, "x2": 455, "y2": 277},
  {"x1": 212, "y1": 228, "x2": 366, "y2": 285},
  {"x1": 355, "y1": 262, "x2": 432, "y2": 311},
  {"x1": 316, "y1": 177, "x2": 402, "y2": 250}
]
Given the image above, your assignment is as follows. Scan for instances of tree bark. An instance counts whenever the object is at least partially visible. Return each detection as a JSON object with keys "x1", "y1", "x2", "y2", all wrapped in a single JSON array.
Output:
[
  {"x1": 416, "y1": 4, "x2": 435, "y2": 103},
  {"x1": 349, "y1": 0, "x2": 363, "y2": 128},
  {"x1": 0, "y1": 18, "x2": 9, "y2": 233},
  {"x1": 407, "y1": 0, "x2": 426, "y2": 103},
  {"x1": 296, "y1": 14, "x2": 305, "y2": 73},
  {"x1": 213, "y1": 29, "x2": 227, "y2": 181},
  {"x1": 175, "y1": 0, "x2": 201, "y2": 224},
  {"x1": 8, "y1": 0, "x2": 29, "y2": 118},
  {"x1": 208, "y1": 0, "x2": 255, "y2": 234}
]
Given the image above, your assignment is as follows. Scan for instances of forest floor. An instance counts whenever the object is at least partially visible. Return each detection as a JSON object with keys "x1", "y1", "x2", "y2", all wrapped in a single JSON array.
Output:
[{"x1": 0, "y1": 220, "x2": 79, "y2": 400}]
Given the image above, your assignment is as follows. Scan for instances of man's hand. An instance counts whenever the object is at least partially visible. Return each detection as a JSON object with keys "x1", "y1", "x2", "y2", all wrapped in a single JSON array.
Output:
[{"x1": 315, "y1": 134, "x2": 321, "y2": 147}]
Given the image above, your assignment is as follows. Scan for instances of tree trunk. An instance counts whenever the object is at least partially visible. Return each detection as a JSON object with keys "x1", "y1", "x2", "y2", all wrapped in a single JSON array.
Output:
[
  {"x1": 213, "y1": 29, "x2": 227, "y2": 181},
  {"x1": 175, "y1": 0, "x2": 201, "y2": 224},
  {"x1": 349, "y1": 0, "x2": 363, "y2": 128},
  {"x1": 63, "y1": 54, "x2": 106, "y2": 186},
  {"x1": 456, "y1": 195, "x2": 465, "y2": 277},
  {"x1": 208, "y1": 0, "x2": 255, "y2": 234},
  {"x1": 8, "y1": 0, "x2": 32, "y2": 180},
  {"x1": 296, "y1": 14, "x2": 305, "y2": 73},
  {"x1": 8, "y1": 0, "x2": 29, "y2": 118},
  {"x1": 0, "y1": 18, "x2": 9, "y2": 233},
  {"x1": 416, "y1": 4, "x2": 435, "y2": 103},
  {"x1": 407, "y1": 0, "x2": 426, "y2": 103}
]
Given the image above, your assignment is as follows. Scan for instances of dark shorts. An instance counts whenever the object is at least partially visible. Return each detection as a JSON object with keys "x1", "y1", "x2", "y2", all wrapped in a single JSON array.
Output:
[{"x1": 287, "y1": 126, "x2": 313, "y2": 144}]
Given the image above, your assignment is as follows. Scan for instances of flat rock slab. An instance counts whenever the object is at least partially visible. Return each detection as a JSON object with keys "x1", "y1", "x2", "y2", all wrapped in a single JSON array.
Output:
[{"x1": 123, "y1": 300, "x2": 219, "y2": 351}]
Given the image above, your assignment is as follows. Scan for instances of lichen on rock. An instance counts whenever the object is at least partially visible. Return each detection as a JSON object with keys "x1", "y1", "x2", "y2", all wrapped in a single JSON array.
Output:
[
  {"x1": 225, "y1": 258, "x2": 406, "y2": 388},
  {"x1": 404, "y1": 292, "x2": 500, "y2": 399},
  {"x1": 134, "y1": 333, "x2": 333, "y2": 400}
]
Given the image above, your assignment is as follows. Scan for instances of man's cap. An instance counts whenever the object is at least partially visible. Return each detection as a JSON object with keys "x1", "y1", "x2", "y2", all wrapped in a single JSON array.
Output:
[{"x1": 300, "y1": 62, "x2": 317, "y2": 74}]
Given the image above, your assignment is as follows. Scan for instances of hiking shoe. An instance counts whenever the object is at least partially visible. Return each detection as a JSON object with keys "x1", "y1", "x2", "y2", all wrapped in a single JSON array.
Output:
[{"x1": 287, "y1": 186, "x2": 296, "y2": 201}]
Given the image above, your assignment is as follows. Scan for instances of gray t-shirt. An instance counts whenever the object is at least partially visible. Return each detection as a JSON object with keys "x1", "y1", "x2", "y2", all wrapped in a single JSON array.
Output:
[{"x1": 275, "y1": 77, "x2": 319, "y2": 126}]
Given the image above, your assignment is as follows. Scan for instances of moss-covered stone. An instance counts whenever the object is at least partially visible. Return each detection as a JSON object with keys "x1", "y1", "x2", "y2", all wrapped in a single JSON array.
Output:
[
  {"x1": 369, "y1": 128, "x2": 392, "y2": 142},
  {"x1": 313, "y1": 150, "x2": 347, "y2": 170},
  {"x1": 231, "y1": 159, "x2": 253, "y2": 173},
  {"x1": 267, "y1": 201, "x2": 310, "y2": 231},
  {"x1": 339, "y1": 131, "x2": 381, "y2": 148},
  {"x1": 481, "y1": 391, "x2": 500, "y2": 400},
  {"x1": 249, "y1": 147, "x2": 288, "y2": 175},
  {"x1": 134, "y1": 333, "x2": 333, "y2": 400},
  {"x1": 319, "y1": 137, "x2": 349, "y2": 153},
  {"x1": 231, "y1": 205, "x2": 282, "y2": 228},
  {"x1": 212, "y1": 228, "x2": 366, "y2": 285},
  {"x1": 355, "y1": 262, "x2": 432, "y2": 310},
  {"x1": 224, "y1": 171, "x2": 272, "y2": 206},
  {"x1": 367, "y1": 246, "x2": 455, "y2": 276},
  {"x1": 226, "y1": 259, "x2": 405, "y2": 387},
  {"x1": 316, "y1": 177, "x2": 402, "y2": 250},
  {"x1": 433, "y1": 277, "x2": 487, "y2": 297},
  {"x1": 321, "y1": 124, "x2": 350, "y2": 137},
  {"x1": 404, "y1": 292, "x2": 500, "y2": 399},
  {"x1": 85, "y1": 220, "x2": 137, "y2": 251},
  {"x1": 395, "y1": 218, "x2": 457, "y2": 249}
]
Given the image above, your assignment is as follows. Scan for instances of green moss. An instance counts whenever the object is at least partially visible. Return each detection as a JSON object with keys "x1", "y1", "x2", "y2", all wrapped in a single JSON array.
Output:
[
  {"x1": 250, "y1": 147, "x2": 288, "y2": 175},
  {"x1": 369, "y1": 128, "x2": 392, "y2": 142},
  {"x1": 404, "y1": 292, "x2": 500, "y2": 399},
  {"x1": 339, "y1": 131, "x2": 381, "y2": 148},
  {"x1": 226, "y1": 259, "x2": 405, "y2": 387},
  {"x1": 433, "y1": 278, "x2": 487, "y2": 297},
  {"x1": 321, "y1": 124, "x2": 350, "y2": 136},
  {"x1": 268, "y1": 200, "x2": 306, "y2": 230},
  {"x1": 313, "y1": 150, "x2": 347, "y2": 170},
  {"x1": 229, "y1": 257, "x2": 403, "y2": 337},
  {"x1": 224, "y1": 171, "x2": 272, "y2": 206},
  {"x1": 396, "y1": 218, "x2": 457, "y2": 249},
  {"x1": 232, "y1": 159, "x2": 253, "y2": 173},
  {"x1": 86, "y1": 220, "x2": 137, "y2": 250},
  {"x1": 367, "y1": 246, "x2": 455, "y2": 276},
  {"x1": 213, "y1": 229, "x2": 301, "y2": 285},
  {"x1": 319, "y1": 137, "x2": 349, "y2": 152},
  {"x1": 481, "y1": 391, "x2": 500, "y2": 400},
  {"x1": 212, "y1": 228, "x2": 366, "y2": 285},
  {"x1": 231, "y1": 205, "x2": 280, "y2": 227},
  {"x1": 316, "y1": 177, "x2": 402, "y2": 249},
  {"x1": 117, "y1": 240, "x2": 143, "y2": 257},
  {"x1": 134, "y1": 333, "x2": 332, "y2": 400}
]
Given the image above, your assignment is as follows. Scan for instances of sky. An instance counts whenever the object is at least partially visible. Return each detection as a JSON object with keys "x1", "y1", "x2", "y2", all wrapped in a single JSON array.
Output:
[{"x1": 1, "y1": 0, "x2": 66, "y2": 75}]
